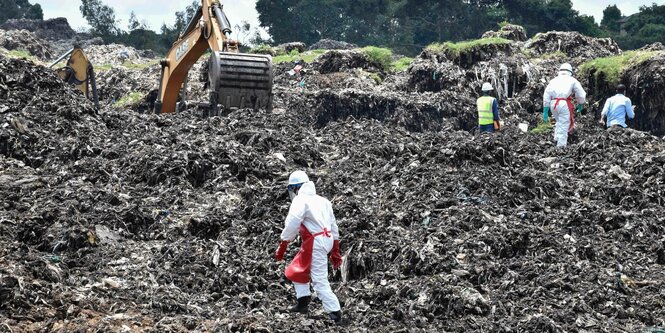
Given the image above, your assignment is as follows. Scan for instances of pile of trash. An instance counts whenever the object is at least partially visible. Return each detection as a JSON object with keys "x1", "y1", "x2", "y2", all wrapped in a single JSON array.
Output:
[
  {"x1": 481, "y1": 24, "x2": 528, "y2": 42},
  {"x1": 277, "y1": 42, "x2": 307, "y2": 54},
  {"x1": 2, "y1": 22, "x2": 665, "y2": 332},
  {"x1": 0, "y1": 18, "x2": 102, "y2": 60},
  {"x1": 618, "y1": 51, "x2": 665, "y2": 135},
  {"x1": 309, "y1": 38, "x2": 358, "y2": 50},
  {"x1": 0, "y1": 29, "x2": 53, "y2": 59},
  {"x1": 0, "y1": 18, "x2": 79, "y2": 41},
  {"x1": 524, "y1": 31, "x2": 621, "y2": 59},
  {"x1": 84, "y1": 43, "x2": 153, "y2": 65},
  {"x1": 313, "y1": 50, "x2": 385, "y2": 74}
]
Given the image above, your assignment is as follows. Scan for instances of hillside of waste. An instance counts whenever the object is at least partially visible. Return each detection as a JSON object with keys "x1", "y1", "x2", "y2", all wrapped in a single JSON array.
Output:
[{"x1": 1, "y1": 21, "x2": 665, "y2": 332}]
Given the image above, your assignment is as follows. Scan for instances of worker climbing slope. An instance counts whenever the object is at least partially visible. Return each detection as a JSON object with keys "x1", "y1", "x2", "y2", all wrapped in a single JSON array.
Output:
[
  {"x1": 275, "y1": 171, "x2": 344, "y2": 324},
  {"x1": 543, "y1": 63, "x2": 587, "y2": 147},
  {"x1": 477, "y1": 82, "x2": 501, "y2": 133}
]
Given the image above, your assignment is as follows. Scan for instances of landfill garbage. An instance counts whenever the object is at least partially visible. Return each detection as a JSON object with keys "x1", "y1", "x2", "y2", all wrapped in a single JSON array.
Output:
[
  {"x1": 308, "y1": 38, "x2": 358, "y2": 50},
  {"x1": 519, "y1": 123, "x2": 529, "y2": 132},
  {"x1": 481, "y1": 24, "x2": 528, "y2": 42},
  {"x1": 1, "y1": 21, "x2": 665, "y2": 333},
  {"x1": 277, "y1": 42, "x2": 307, "y2": 54},
  {"x1": 0, "y1": 29, "x2": 53, "y2": 59}
]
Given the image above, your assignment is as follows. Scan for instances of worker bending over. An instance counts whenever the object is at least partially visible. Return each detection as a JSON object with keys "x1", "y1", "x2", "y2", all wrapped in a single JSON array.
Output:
[
  {"x1": 600, "y1": 84, "x2": 635, "y2": 128},
  {"x1": 543, "y1": 63, "x2": 587, "y2": 147},
  {"x1": 477, "y1": 82, "x2": 501, "y2": 133},
  {"x1": 275, "y1": 171, "x2": 344, "y2": 324}
]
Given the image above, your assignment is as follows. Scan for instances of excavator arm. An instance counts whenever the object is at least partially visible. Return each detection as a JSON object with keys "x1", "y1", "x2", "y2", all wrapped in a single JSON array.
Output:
[{"x1": 154, "y1": 0, "x2": 273, "y2": 114}]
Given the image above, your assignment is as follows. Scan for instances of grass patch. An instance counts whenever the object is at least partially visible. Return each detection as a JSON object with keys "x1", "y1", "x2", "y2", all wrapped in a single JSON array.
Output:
[
  {"x1": 427, "y1": 38, "x2": 512, "y2": 56},
  {"x1": 95, "y1": 64, "x2": 113, "y2": 71},
  {"x1": 579, "y1": 50, "x2": 660, "y2": 85},
  {"x1": 249, "y1": 44, "x2": 274, "y2": 54},
  {"x1": 539, "y1": 51, "x2": 567, "y2": 60},
  {"x1": 530, "y1": 122, "x2": 553, "y2": 134},
  {"x1": 391, "y1": 57, "x2": 413, "y2": 72},
  {"x1": 360, "y1": 46, "x2": 393, "y2": 71},
  {"x1": 113, "y1": 92, "x2": 144, "y2": 108},
  {"x1": 7, "y1": 49, "x2": 37, "y2": 61},
  {"x1": 122, "y1": 59, "x2": 159, "y2": 69},
  {"x1": 368, "y1": 72, "x2": 382, "y2": 84},
  {"x1": 273, "y1": 49, "x2": 327, "y2": 64}
]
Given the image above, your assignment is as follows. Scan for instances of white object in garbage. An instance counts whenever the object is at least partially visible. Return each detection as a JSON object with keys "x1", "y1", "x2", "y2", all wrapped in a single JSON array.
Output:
[{"x1": 518, "y1": 123, "x2": 529, "y2": 133}]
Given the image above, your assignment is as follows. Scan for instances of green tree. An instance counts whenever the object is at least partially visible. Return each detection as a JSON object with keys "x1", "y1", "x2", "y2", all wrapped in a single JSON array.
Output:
[
  {"x1": 601, "y1": 5, "x2": 622, "y2": 32},
  {"x1": 80, "y1": 0, "x2": 119, "y2": 36},
  {"x1": 128, "y1": 11, "x2": 140, "y2": 31},
  {"x1": 616, "y1": 4, "x2": 665, "y2": 49},
  {"x1": 0, "y1": 0, "x2": 43, "y2": 24},
  {"x1": 21, "y1": 1, "x2": 42, "y2": 19}
]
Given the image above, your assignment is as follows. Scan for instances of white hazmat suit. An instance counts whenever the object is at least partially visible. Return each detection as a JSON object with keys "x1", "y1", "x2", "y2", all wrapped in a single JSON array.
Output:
[
  {"x1": 543, "y1": 71, "x2": 586, "y2": 147},
  {"x1": 280, "y1": 181, "x2": 341, "y2": 313}
]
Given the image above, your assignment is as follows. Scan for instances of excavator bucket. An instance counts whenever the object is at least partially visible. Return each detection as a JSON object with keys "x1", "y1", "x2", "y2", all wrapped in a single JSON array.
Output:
[
  {"x1": 51, "y1": 47, "x2": 99, "y2": 110},
  {"x1": 208, "y1": 51, "x2": 273, "y2": 111}
]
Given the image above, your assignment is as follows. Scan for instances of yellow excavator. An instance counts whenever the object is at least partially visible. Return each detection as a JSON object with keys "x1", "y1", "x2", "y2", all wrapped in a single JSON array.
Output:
[
  {"x1": 154, "y1": 0, "x2": 273, "y2": 115},
  {"x1": 48, "y1": 46, "x2": 99, "y2": 110}
]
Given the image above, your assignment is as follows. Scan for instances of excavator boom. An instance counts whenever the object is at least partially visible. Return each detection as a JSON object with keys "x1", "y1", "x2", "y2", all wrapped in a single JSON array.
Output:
[{"x1": 154, "y1": 0, "x2": 273, "y2": 114}]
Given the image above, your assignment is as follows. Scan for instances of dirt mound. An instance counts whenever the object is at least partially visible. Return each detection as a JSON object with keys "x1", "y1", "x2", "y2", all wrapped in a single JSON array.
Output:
[
  {"x1": 0, "y1": 54, "x2": 97, "y2": 165},
  {"x1": 621, "y1": 52, "x2": 665, "y2": 135},
  {"x1": 0, "y1": 18, "x2": 79, "y2": 41},
  {"x1": 482, "y1": 24, "x2": 527, "y2": 42},
  {"x1": 49, "y1": 36, "x2": 105, "y2": 61},
  {"x1": 309, "y1": 38, "x2": 357, "y2": 50},
  {"x1": 0, "y1": 29, "x2": 53, "y2": 59},
  {"x1": 638, "y1": 42, "x2": 665, "y2": 52},
  {"x1": 306, "y1": 89, "x2": 475, "y2": 131},
  {"x1": 525, "y1": 31, "x2": 621, "y2": 59},
  {"x1": 420, "y1": 40, "x2": 517, "y2": 69},
  {"x1": 96, "y1": 65, "x2": 161, "y2": 110},
  {"x1": 277, "y1": 42, "x2": 306, "y2": 54},
  {"x1": 407, "y1": 57, "x2": 464, "y2": 92},
  {"x1": 85, "y1": 44, "x2": 154, "y2": 65},
  {"x1": 313, "y1": 50, "x2": 384, "y2": 74}
]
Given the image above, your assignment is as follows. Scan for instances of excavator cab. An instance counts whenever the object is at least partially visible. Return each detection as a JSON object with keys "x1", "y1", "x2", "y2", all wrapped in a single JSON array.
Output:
[
  {"x1": 154, "y1": 0, "x2": 273, "y2": 115},
  {"x1": 49, "y1": 46, "x2": 99, "y2": 110}
]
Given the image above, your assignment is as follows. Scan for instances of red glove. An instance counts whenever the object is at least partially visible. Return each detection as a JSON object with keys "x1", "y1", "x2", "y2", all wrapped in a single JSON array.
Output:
[
  {"x1": 275, "y1": 241, "x2": 289, "y2": 261},
  {"x1": 330, "y1": 240, "x2": 343, "y2": 270}
]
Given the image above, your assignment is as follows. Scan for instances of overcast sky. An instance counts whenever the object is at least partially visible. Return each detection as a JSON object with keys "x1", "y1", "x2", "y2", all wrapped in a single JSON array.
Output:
[
  {"x1": 38, "y1": 0, "x2": 260, "y2": 33},
  {"x1": 38, "y1": 0, "x2": 663, "y2": 34}
]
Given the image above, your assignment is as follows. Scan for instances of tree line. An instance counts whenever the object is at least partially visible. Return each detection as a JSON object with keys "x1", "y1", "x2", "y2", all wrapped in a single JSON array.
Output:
[
  {"x1": 2, "y1": 0, "x2": 665, "y2": 56},
  {"x1": 256, "y1": 0, "x2": 665, "y2": 54},
  {"x1": 0, "y1": 0, "x2": 43, "y2": 25},
  {"x1": 77, "y1": 0, "x2": 263, "y2": 55}
]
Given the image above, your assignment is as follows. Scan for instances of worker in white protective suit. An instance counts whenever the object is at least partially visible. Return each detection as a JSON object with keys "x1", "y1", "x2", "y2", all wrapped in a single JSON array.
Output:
[
  {"x1": 274, "y1": 170, "x2": 343, "y2": 324},
  {"x1": 543, "y1": 63, "x2": 587, "y2": 147}
]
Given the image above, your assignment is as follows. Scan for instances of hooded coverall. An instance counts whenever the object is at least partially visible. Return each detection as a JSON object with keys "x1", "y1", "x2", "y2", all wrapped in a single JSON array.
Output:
[
  {"x1": 280, "y1": 181, "x2": 341, "y2": 313},
  {"x1": 543, "y1": 71, "x2": 587, "y2": 147}
]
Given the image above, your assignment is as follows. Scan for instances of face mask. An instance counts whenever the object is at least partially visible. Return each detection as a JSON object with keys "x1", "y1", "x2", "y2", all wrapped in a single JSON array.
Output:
[{"x1": 288, "y1": 189, "x2": 297, "y2": 201}]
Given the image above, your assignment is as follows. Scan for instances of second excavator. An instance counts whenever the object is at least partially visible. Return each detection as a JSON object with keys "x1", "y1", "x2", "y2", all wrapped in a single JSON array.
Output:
[{"x1": 154, "y1": 0, "x2": 273, "y2": 115}]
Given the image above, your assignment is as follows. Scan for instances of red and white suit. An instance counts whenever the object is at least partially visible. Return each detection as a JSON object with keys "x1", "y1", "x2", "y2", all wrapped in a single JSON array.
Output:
[{"x1": 280, "y1": 181, "x2": 341, "y2": 313}]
